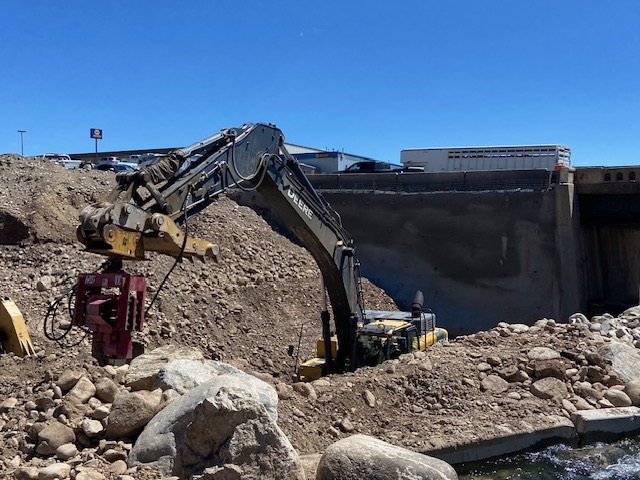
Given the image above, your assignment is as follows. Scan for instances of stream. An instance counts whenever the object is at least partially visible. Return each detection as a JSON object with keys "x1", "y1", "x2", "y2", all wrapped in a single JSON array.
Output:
[{"x1": 457, "y1": 435, "x2": 640, "y2": 479}]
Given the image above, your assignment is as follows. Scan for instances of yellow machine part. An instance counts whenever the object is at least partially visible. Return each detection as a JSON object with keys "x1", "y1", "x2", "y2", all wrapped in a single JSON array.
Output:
[
  {"x1": 297, "y1": 336, "x2": 338, "y2": 382},
  {"x1": 297, "y1": 357, "x2": 326, "y2": 382},
  {"x1": 0, "y1": 297, "x2": 36, "y2": 357},
  {"x1": 419, "y1": 327, "x2": 449, "y2": 350},
  {"x1": 315, "y1": 337, "x2": 338, "y2": 359}
]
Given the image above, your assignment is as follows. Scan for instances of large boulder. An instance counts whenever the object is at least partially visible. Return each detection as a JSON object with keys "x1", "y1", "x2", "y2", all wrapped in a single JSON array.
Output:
[
  {"x1": 36, "y1": 422, "x2": 76, "y2": 456},
  {"x1": 37, "y1": 463, "x2": 72, "y2": 480},
  {"x1": 65, "y1": 376, "x2": 96, "y2": 404},
  {"x1": 125, "y1": 346, "x2": 205, "y2": 391},
  {"x1": 604, "y1": 388, "x2": 633, "y2": 407},
  {"x1": 316, "y1": 434, "x2": 457, "y2": 480},
  {"x1": 94, "y1": 376, "x2": 121, "y2": 403},
  {"x1": 480, "y1": 375, "x2": 509, "y2": 394},
  {"x1": 106, "y1": 389, "x2": 164, "y2": 438},
  {"x1": 625, "y1": 380, "x2": 640, "y2": 405},
  {"x1": 527, "y1": 347, "x2": 561, "y2": 362},
  {"x1": 530, "y1": 377, "x2": 568, "y2": 400},
  {"x1": 129, "y1": 374, "x2": 280, "y2": 474},
  {"x1": 181, "y1": 388, "x2": 304, "y2": 479},
  {"x1": 154, "y1": 359, "x2": 279, "y2": 421},
  {"x1": 599, "y1": 343, "x2": 640, "y2": 384},
  {"x1": 532, "y1": 359, "x2": 568, "y2": 380},
  {"x1": 56, "y1": 370, "x2": 84, "y2": 393},
  {"x1": 154, "y1": 358, "x2": 256, "y2": 394}
]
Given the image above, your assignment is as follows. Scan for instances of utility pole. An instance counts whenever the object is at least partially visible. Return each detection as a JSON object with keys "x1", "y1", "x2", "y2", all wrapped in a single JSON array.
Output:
[{"x1": 17, "y1": 130, "x2": 26, "y2": 157}]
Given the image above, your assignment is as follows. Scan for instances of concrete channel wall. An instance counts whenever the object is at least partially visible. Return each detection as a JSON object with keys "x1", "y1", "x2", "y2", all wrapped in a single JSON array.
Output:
[
  {"x1": 426, "y1": 407, "x2": 640, "y2": 465},
  {"x1": 318, "y1": 188, "x2": 578, "y2": 335},
  {"x1": 232, "y1": 169, "x2": 582, "y2": 335}
]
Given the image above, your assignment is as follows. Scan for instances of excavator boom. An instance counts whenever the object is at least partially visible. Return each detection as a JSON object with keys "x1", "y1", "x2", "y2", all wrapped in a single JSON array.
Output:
[
  {"x1": 76, "y1": 123, "x2": 364, "y2": 371},
  {"x1": 75, "y1": 122, "x2": 445, "y2": 371}
]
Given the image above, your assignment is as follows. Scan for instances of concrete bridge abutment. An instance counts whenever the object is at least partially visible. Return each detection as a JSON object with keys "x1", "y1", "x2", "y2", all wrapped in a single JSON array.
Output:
[{"x1": 233, "y1": 166, "x2": 640, "y2": 334}]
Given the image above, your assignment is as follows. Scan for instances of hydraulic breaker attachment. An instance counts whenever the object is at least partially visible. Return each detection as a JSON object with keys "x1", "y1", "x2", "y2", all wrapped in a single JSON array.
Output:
[
  {"x1": 72, "y1": 262, "x2": 146, "y2": 365},
  {"x1": 0, "y1": 297, "x2": 36, "y2": 357}
]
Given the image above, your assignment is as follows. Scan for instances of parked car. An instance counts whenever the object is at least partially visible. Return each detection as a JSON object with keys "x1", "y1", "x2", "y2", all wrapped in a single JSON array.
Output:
[
  {"x1": 42, "y1": 153, "x2": 71, "y2": 162},
  {"x1": 338, "y1": 161, "x2": 423, "y2": 173},
  {"x1": 113, "y1": 163, "x2": 137, "y2": 173},
  {"x1": 57, "y1": 159, "x2": 82, "y2": 169},
  {"x1": 339, "y1": 161, "x2": 404, "y2": 173},
  {"x1": 96, "y1": 162, "x2": 138, "y2": 173},
  {"x1": 41, "y1": 153, "x2": 84, "y2": 169},
  {"x1": 95, "y1": 157, "x2": 119, "y2": 171}
]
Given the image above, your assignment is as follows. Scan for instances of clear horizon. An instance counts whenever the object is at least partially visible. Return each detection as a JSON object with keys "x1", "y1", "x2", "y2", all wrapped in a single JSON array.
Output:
[{"x1": 2, "y1": 1, "x2": 639, "y2": 167}]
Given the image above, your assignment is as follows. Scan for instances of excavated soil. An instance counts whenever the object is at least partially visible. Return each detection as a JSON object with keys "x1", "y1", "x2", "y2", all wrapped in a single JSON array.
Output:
[{"x1": 0, "y1": 154, "x2": 631, "y2": 477}]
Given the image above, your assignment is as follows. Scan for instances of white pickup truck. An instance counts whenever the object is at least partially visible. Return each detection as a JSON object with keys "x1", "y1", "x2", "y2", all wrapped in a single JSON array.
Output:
[{"x1": 42, "y1": 153, "x2": 82, "y2": 169}]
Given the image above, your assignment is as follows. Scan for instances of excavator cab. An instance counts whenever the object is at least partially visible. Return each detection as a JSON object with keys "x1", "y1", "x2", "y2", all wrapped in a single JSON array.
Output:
[{"x1": 353, "y1": 312, "x2": 448, "y2": 369}]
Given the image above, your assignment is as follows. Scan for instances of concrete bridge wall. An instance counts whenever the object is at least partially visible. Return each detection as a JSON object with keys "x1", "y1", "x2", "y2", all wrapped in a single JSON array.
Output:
[
  {"x1": 233, "y1": 172, "x2": 584, "y2": 336},
  {"x1": 573, "y1": 166, "x2": 640, "y2": 316},
  {"x1": 233, "y1": 166, "x2": 640, "y2": 335},
  {"x1": 318, "y1": 188, "x2": 577, "y2": 335}
]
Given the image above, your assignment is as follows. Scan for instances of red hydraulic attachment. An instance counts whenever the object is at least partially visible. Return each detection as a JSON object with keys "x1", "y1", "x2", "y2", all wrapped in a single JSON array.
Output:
[{"x1": 72, "y1": 266, "x2": 146, "y2": 365}]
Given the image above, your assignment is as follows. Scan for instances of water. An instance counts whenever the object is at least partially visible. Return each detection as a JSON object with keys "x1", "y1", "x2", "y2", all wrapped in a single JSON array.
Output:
[{"x1": 457, "y1": 435, "x2": 640, "y2": 480}]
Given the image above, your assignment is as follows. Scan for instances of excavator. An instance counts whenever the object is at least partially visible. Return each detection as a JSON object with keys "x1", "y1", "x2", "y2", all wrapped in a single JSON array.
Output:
[{"x1": 73, "y1": 122, "x2": 447, "y2": 377}]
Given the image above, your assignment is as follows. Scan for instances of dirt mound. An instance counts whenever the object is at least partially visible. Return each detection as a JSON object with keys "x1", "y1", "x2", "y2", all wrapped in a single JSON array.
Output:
[
  {"x1": 0, "y1": 211, "x2": 30, "y2": 244},
  {"x1": 0, "y1": 155, "x2": 111, "y2": 244},
  {"x1": 0, "y1": 154, "x2": 398, "y2": 387},
  {"x1": 0, "y1": 153, "x2": 636, "y2": 478}
]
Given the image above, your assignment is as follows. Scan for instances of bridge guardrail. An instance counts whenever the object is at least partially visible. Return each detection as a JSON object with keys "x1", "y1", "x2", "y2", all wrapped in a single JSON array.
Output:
[{"x1": 308, "y1": 170, "x2": 557, "y2": 194}]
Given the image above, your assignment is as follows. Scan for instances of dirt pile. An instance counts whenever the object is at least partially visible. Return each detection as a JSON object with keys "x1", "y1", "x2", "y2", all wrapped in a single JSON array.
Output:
[{"x1": 1, "y1": 154, "x2": 639, "y2": 478}]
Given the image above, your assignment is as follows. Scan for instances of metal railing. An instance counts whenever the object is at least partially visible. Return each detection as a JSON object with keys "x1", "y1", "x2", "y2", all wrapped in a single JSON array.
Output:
[{"x1": 308, "y1": 170, "x2": 557, "y2": 195}]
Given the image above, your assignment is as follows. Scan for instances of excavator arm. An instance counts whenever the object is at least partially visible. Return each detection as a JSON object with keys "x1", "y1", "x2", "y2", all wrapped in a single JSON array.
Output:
[{"x1": 76, "y1": 123, "x2": 363, "y2": 371}]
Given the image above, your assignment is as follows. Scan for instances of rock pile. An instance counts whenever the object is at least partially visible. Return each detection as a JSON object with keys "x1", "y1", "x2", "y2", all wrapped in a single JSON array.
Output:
[
  {"x1": 2, "y1": 311, "x2": 639, "y2": 479},
  {"x1": 0, "y1": 346, "x2": 458, "y2": 480},
  {"x1": 276, "y1": 315, "x2": 640, "y2": 457}
]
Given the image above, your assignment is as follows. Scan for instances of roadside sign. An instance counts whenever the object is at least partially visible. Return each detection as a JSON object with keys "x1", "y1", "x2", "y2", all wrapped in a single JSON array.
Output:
[{"x1": 90, "y1": 128, "x2": 103, "y2": 139}]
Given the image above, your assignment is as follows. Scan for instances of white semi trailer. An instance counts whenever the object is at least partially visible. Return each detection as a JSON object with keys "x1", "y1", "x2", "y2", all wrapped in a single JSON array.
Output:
[{"x1": 400, "y1": 144, "x2": 571, "y2": 172}]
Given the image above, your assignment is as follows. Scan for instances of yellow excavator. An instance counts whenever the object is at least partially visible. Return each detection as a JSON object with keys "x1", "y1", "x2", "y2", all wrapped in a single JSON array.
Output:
[
  {"x1": 0, "y1": 297, "x2": 36, "y2": 357},
  {"x1": 297, "y1": 291, "x2": 448, "y2": 381},
  {"x1": 73, "y1": 123, "x2": 447, "y2": 377}
]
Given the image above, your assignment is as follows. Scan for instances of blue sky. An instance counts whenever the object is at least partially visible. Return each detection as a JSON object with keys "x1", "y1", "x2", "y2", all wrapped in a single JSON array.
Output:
[{"x1": 2, "y1": 1, "x2": 638, "y2": 166}]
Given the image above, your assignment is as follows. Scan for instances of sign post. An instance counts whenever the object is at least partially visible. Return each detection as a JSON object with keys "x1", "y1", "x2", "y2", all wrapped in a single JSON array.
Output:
[
  {"x1": 17, "y1": 130, "x2": 26, "y2": 157},
  {"x1": 90, "y1": 128, "x2": 103, "y2": 165}
]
